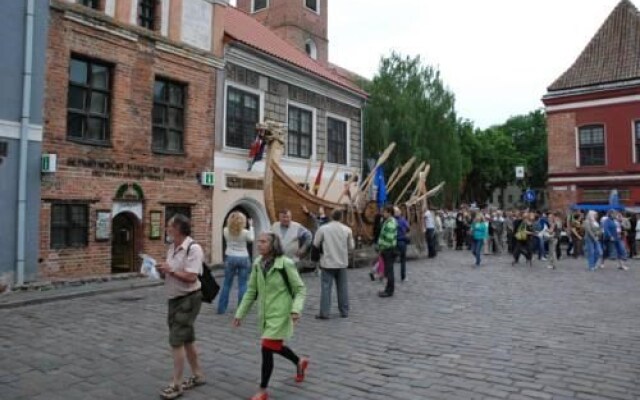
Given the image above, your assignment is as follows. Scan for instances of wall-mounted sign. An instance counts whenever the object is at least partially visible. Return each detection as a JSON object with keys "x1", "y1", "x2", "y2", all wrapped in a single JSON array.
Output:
[
  {"x1": 200, "y1": 171, "x2": 215, "y2": 187},
  {"x1": 515, "y1": 166, "x2": 525, "y2": 179},
  {"x1": 42, "y1": 154, "x2": 57, "y2": 173},
  {"x1": 96, "y1": 210, "x2": 111, "y2": 241},
  {"x1": 150, "y1": 210, "x2": 162, "y2": 240}
]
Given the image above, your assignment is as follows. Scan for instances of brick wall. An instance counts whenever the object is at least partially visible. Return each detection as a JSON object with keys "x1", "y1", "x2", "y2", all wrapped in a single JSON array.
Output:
[
  {"x1": 40, "y1": 8, "x2": 217, "y2": 279},
  {"x1": 547, "y1": 112, "x2": 577, "y2": 175}
]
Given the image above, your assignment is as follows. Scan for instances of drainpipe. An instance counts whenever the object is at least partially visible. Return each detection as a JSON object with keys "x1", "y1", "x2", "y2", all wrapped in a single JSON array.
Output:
[{"x1": 16, "y1": 0, "x2": 35, "y2": 286}]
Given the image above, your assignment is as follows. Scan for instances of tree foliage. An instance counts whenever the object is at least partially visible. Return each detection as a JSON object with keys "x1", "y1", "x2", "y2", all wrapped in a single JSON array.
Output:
[
  {"x1": 363, "y1": 53, "x2": 464, "y2": 205},
  {"x1": 363, "y1": 53, "x2": 548, "y2": 208}
]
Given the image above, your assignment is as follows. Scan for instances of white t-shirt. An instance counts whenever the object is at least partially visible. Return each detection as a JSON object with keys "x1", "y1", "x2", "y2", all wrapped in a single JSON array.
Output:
[{"x1": 223, "y1": 227, "x2": 254, "y2": 257}]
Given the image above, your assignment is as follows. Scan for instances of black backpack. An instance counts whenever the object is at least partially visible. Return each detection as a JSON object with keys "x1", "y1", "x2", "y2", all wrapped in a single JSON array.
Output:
[{"x1": 187, "y1": 242, "x2": 220, "y2": 303}]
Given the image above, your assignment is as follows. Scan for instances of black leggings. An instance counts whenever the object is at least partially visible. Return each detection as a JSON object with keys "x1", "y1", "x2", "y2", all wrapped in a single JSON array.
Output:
[{"x1": 261, "y1": 345, "x2": 300, "y2": 389}]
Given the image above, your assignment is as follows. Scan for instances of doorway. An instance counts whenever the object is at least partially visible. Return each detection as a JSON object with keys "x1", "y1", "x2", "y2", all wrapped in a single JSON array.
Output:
[{"x1": 111, "y1": 213, "x2": 137, "y2": 273}]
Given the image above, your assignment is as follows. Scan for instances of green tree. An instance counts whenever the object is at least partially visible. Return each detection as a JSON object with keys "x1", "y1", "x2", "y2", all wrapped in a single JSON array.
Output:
[{"x1": 363, "y1": 53, "x2": 464, "y2": 205}]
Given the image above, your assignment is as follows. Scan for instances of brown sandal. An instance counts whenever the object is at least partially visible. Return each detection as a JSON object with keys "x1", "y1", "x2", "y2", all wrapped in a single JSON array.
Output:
[
  {"x1": 160, "y1": 384, "x2": 182, "y2": 399},
  {"x1": 181, "y1": 375, "x2": 206, "y2": 390}
]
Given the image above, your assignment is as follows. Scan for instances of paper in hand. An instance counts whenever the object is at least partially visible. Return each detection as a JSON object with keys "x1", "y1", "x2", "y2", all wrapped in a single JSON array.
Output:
[{"x1": 139, "y1": 254, "x2": 160, "y2": 280}]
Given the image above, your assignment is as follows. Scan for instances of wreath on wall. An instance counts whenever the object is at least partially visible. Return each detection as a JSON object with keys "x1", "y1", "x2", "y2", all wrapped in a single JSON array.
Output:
[{"x1": 115, "y1": 183, "x2": 145, "y2": 200}]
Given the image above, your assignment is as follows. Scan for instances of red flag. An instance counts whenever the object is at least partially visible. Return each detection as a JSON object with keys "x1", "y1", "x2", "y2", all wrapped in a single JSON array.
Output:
[{"x1": 312, "y1": 161, "x2": 324, "y2": 195}]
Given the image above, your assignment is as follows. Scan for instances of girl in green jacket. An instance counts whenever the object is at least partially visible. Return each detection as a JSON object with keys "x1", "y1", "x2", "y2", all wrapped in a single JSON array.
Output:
[{"x1": 234, "y1": 232, "x2": 308, "y2": 400}]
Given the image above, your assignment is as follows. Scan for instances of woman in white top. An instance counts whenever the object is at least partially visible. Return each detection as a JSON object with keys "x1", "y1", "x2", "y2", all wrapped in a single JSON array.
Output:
[{"x1": 217, "y1": 212, "x2": 254, "y2": 314}]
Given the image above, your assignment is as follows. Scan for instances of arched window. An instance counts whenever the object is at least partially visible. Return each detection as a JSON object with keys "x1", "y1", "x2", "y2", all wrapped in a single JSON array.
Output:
[{"x1": 305, "y1": 39, "x2": 318, "y2": 60}]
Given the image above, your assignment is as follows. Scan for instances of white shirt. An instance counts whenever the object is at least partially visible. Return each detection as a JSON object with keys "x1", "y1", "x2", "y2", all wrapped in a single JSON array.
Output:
[
  {"x1": 424, "y1": 210, "x2": 435, "y2": 230},
  {"x1": 164, "y1": 237, "x2": 202, "y2": 299},
  {"x1": 223, "y1": 227, "x2": 254, "y2": 257}
]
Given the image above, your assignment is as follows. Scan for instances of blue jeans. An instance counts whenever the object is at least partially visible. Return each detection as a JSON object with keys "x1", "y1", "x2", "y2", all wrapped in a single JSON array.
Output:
[
  {"x1": 585, "y1": 237, "x2": 602, "y2": 271},
  {"x1": 217, "y1": 256, "x2": 250, "y2": 314},
  {"x1": 472, "y1": 239, "x2": 484, "y2": 266},
  {"x1": 397, "y1": 241, "x2": 408, "y2": 280},
  {"x1": 607, "y1": 239, "x2": 627, "y2": 260},
  {"x1": 537, "y1": 236, "x2": 547, "y2": 259}
]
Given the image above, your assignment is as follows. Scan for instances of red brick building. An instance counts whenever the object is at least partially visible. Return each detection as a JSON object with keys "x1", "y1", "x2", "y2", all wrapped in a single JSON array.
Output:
[
  {"x1": 40, "y1": 0, "x2": 225, "y2": 278},
  {"x1": 544, "y1": 0, "x2": 640, "y2": 211}
]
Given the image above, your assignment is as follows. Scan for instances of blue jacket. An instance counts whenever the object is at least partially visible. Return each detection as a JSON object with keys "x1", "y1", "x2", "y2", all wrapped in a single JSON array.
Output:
[
  {"x1": 395, "y1": 216, "x2": 410, "y2": 243},
  {"x1": 603, "y1": 218, "x2": 619, "y2": 241}
]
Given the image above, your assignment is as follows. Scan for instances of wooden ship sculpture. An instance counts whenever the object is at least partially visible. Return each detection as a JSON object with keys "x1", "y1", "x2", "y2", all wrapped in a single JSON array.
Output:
[{"x1": 259, "y1": 120, "x2": 445, "y2": 257}]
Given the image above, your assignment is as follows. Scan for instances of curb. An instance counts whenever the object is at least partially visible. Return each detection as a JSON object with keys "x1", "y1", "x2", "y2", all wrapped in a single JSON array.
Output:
[{"x1": 0, "y1": 280, "x2": 163, "y2": 310}]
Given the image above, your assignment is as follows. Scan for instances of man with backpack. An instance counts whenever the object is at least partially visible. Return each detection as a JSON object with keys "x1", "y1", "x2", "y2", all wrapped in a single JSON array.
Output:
[{"x1": 156, "y1": 214, "x2": 206, "y2": 400}]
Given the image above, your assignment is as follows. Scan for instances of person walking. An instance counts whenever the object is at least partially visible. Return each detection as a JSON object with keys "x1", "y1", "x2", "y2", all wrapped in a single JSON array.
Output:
[
  {"x1": 512, "y1": 212, "x2": 534, "y2": 267},
  {"x1": 602, "y1": 210, "x2": 629, "y2": 271},
  {"x1": 570, "y1": 213, "x2": 585, "y2": 258},
  {"x1": 156, "y1": 215, "x2": 206, "y2": 400},
  {"x1": 394, "y1": 206, "x2": 410, "y2": 282},
  {"x1": 313, "y1": 209, "x2": 354, "y2": 319},
  {"x1": 218, "y1": 212, "x2": 254, "y2": 314},
  {"x1": 583, "y1": 210, "x2": 603, "y2": 272},
  {"x1": 547, "y1": 212, "x2": 562, "y2": 269},
  {"x1": 455, "y1": 212, "x2": 466, "y2": 250},
  {"x1": 378, "y1": 205, "x2": 398, "y2": 298},
  {"x1": 491, "y1": 211, "x2": 505, "y2": 254},
  {"x1": 424, "y1": 208, "x2": 437, "y2": 258},
  {"x1": 234, "y1": 232, "x2": 308, "y2": 400},
  {"x1": 272, "y1": 209, "x2": 312, "y2": 265},
  {"x1": 471, "y1": 214, "x2": 489, "y2": 267}
]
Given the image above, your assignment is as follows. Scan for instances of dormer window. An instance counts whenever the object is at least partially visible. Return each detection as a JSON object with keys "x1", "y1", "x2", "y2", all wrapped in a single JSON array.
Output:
[
  {"x1": 305, "y1": 39, "x2": 317, "y2": 60},
  {"x1": 305, "y1": 0, "x2": 319, "y2": 13},
  {"x1": 253, "y1": 0, "x2": 268, "y2": 12}
]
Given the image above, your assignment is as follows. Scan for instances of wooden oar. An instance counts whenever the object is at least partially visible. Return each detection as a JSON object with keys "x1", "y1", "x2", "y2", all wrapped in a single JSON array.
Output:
[
  {"x1": 321, "y1": 166, "x2": 340, "y2": 199},
  {"x1": 394, "y1": 161, "x2": 425, "y2": 205},
  {"x1": 360, "y1": 142, "x2": 396, "y2": 191},
  {"x1": 303, "y1": 157, "x2": 313, "y2": 191},
  {"x1": 388, "y1": 156, "x2": 416, "y2": 192},
  {"x1": 411, "y1": 164, "x2": 431, "y2": 199},
  {"x1": 386, "y1": 167, "x2": 401, "y2": 193},
  {"x1": 355, "y1": 142, "x2": 396, "y2": 201},
  {"x1": 336, "y1": 169, "x2": 359, "y2": 203},
  {"x1": 407, "y1": 181, "x2": 446, "y2": 206}
]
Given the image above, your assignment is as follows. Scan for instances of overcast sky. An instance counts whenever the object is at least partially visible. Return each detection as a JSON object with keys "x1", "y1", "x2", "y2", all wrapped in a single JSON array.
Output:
[{"x1": 232, "y1": 0, "x2": 628, "y2": 128}]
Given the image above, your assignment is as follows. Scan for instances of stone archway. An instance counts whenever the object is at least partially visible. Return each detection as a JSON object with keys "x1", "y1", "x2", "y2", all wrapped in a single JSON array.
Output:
[{"x1": 217, "y1": 197, "x2": 269, "y2": 265}]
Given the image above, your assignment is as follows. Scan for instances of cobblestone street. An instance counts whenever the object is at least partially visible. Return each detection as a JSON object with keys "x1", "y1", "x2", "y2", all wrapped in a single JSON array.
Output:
[{"x1": 1, "y1": 250, "x2": 640, "y2": 400}]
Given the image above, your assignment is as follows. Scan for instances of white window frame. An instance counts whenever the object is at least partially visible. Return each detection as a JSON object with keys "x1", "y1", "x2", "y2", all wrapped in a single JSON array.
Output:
[
  {"x1": 325, "y1": 112, "x2": 350, "y2": 167},
  {"x1": 303, "y1": 0, "x2": 320, "y2": 14},
  {"x1": 285, "y1": 100, "x2": 317, "y2": 161},
  {"x1": 223, "y1": 81, "x2": 264, "y2": 154},
  {"x1": 304, "y1": 39, "x2": 318, "y2": 60},
  {"x1": 252, "y1": 0, "x2": 269, "y2": 13},
  {"x1": 575, "y1": 124, "x2": 607, "y2": 168}
]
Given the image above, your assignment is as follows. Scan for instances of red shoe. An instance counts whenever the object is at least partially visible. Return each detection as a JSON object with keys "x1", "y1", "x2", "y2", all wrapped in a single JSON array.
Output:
[
  {"x1": 250, "y1": 392, "x2": 268, "y2": 400},
  {"x1": 295, "y1": 358, "x2": 309, "y2": 383}
]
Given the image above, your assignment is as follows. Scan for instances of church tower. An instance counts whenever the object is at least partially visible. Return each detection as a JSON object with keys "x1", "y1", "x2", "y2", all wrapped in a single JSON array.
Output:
[{"x1": 236, "y1": 0, "x2": 329, "y2": 64}]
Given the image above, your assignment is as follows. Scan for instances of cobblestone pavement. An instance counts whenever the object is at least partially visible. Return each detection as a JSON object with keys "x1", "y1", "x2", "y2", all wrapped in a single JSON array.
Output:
[{"x1": 1, "y1": 250, "x2": 640, "y2": 400}]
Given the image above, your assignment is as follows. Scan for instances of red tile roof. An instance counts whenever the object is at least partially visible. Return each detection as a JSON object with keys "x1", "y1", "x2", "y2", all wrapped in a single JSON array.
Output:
[
  {"x1": 548, "y1": 0, "x2": 640, "y2": 92},
  {"x1": 224, "y1": 6, "x2": 368, "y2": 98}
]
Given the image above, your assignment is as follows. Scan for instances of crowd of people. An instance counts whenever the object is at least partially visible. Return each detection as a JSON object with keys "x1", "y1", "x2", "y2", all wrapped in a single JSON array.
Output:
[
  {"x1": 424, "y1": 207, "x2": 638, "y2": 271},
  {"x1": 154, "y1": 205, "x2": 637, "y2": 400}
]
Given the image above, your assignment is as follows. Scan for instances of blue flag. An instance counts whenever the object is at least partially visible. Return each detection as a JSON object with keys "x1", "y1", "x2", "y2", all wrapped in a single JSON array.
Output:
[{"x1": 374, "y1": 166, "x2": 387, "y2": 208}]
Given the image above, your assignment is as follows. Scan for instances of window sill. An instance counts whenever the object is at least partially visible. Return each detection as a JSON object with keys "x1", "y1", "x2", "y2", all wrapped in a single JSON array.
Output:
[
  {"x1": 152, "y1": 149, "x2": 186, "y2": 156},
  {"x1": 66, "y1": 137, "x2": 112, "y2": 147}
]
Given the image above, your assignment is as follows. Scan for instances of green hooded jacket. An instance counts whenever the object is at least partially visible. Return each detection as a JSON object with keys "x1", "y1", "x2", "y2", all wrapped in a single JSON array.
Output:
[{"x1": 235, "y1": 255, "x2": 306, "y2": 339}]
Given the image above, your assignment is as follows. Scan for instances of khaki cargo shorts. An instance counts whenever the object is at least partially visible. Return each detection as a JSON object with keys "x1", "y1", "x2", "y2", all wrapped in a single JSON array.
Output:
[{"x1": 167, "y1": 290, "x2": 202, "y2": 347}]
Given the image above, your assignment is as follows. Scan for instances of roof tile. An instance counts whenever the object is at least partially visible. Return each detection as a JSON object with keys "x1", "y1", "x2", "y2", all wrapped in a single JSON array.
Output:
[
  {"x1": 224, "y1": 7, "x2": 367, "y2": 97},
  {"x1": 548, "y1": 0, "x2": 640, "y2": 92}
]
